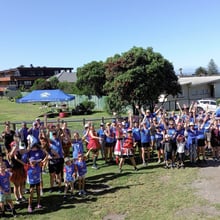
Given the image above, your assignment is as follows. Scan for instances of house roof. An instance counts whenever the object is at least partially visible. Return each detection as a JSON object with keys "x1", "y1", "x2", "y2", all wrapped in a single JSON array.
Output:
[
  {"x1": 178, "y1": 75, "x2": 220, "y2": 86},
  {"x1": 53, "y1": 71, "x2": 77, "y2": 83}
]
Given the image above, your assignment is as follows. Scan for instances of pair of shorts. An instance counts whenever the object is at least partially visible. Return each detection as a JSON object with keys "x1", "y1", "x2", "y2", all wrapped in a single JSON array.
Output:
[
  {"x1": 197, "y1": 139, "x2": 205, "y2": 146},
  {"x1": 141, "y1": 142, "x2": 150, "y2": 148},
  {"x1": 0, "y1": 193, "x2": 12, "y2": 203},
  {"x1": 49, "y1": 162, "x2": 62, "y2": 174},
  {"x1": 30, "y1": 182, "x2": 40, "y2": 188},
  {"x1": 105, "y1": 142, "x2": 114, "y2": 148}
]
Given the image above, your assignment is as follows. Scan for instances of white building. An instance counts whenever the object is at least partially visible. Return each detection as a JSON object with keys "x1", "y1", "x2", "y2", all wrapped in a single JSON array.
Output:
[{"x1": 162, "y1": 75, "x2": 220, "y2": 110}]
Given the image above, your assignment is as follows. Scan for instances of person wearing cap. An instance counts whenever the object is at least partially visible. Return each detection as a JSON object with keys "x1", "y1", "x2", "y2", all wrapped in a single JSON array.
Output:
[
  {"x1": 14, "y1": 155, "x2": 42, "y2": 213},
  {"x1": 28, "y1": 122, "x2": 40, "y2": 145},
  {"x1": 82, "y1": 123, "x2": 90, "y2": 147},
  {"x1": 118, "y1": 128, "x2": 138, "y2": 173},
  {"x1": 63, "y1": 157, "x2": 76, "y2": 199}
]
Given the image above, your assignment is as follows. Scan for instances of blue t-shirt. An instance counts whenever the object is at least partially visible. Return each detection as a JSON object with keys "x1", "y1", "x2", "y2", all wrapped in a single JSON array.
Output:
[
  {"x1": 72, "y1": 139, "x2": 84, "y2": 160},
  {"x1": 75, "y1": 160, "x2": 87, "y2": 176},
  {"x1": 140, "y1": 128, "x2": 150, "y2": 143},
  {"x1": 0, "y1": 171, "x2": 11, "y2": 193},
  {"x1": 132, "y1": 127, "x2": 141, "y2": 141},
  {"x1": 64, "y1": 163, "x2": 75, "y2": 182},
  {"x1": 51, "y1": 138, "x2": 63, "y2": 158},
  {"x1": 26, "y1": 163, "x2": 41, "y2": 185}
]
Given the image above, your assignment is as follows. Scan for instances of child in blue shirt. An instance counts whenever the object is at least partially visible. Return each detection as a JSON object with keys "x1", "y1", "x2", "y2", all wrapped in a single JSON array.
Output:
[
  {"x1": 75, "y1": 149, "x2": 92, "y2": 196},
  {"x1": 63, "y1": 157, "x2": 76, "y2": 199},
  {"x1": 15, "y1": 156, "x2": 42, "y2": 213},
  {"x1": 72, "y1": 132, "x2": 84, "y2": 161},
  {"x1": 0, "y1": 163, "x2": 17, "y2": 217}
]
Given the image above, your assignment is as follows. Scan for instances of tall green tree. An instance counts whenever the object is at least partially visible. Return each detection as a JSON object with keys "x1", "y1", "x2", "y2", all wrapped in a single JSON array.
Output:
[
  {"x1": 207, "y1": 59, "x2": 219, "y2": 75},
  {"x1": 76, "y1": 61, "x2": 106, "y2": 97},
  {"x1": 104, "y1": 47, "x2": 181, "y2": 113},
  {"x1": 194, "y1": 66, "x2": 207, "y2": 76}
]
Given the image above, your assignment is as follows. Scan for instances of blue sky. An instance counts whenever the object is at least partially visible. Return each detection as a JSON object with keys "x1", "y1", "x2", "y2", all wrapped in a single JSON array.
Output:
[{"x1": 0, "y1": 0, "x2": 219, "y2": 74}]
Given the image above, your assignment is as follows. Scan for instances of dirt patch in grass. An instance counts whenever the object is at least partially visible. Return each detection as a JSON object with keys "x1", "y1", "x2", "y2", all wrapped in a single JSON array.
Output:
[{"x1": 177, "y1": 159, "x2": 220, "y2": 218}]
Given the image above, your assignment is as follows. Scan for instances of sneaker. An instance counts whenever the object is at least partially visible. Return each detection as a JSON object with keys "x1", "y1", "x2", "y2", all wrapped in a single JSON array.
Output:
[
  {"x1": 15, "y1": 198, "x2": 21, "y2": 204},
  {"x1": 142, "y1": 162, "x2": 147, "y2": 167},
  {"x1": 21, "y1": 196, "x2": 27, "y2": 202},
  {"x1": 157, "y1": 159, "x2": 161, "y2": 164},
  {"x1": 81, "y1": 190, "x2": 86, "y2": 195},
  {"x1": 78, "y1": 191, "x2": 82, "y2": 196},
  {"x1": 36, "y1": 204, "x2": 42, "y2": 209},
  {"x1": 63, "y1": 195, "x2": 67, "y2": 199},
  {"x1": 119, "y1": 168, "x2": 122, "y2": 173},
  {"x1": 28, "y1": 206, "x2": 32, "y2": 213},
  {"x1": 134, "y1": 167, "x2": 138, "y2": 171},
  {"x1": 91, "y1": 165, "x2": 98, "y2": 170},
  {"x1": 40, "y1": 189, "x2": 44, "y2": 196}
]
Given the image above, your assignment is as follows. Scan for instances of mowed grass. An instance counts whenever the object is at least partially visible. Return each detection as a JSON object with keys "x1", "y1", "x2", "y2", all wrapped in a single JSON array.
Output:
[{"x1": 0, "y1": 98, "x2": 215, "y2": 220}]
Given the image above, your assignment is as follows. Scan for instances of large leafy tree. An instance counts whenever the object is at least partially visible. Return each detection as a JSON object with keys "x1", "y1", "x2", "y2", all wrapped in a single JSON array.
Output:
[
  {"x1": 104, "y1": 47, "x2": 181, "y2": 113},
  {"x1": 76, "y1": 61, "x2": 106, "y2": 97},
  {"x1": 207, "y1": 59, "x2": 219, "y2": 75}
]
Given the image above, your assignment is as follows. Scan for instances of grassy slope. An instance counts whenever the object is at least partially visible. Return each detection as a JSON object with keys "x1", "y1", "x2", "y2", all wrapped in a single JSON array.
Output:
[{"x1": 0, "y1": 98, "x2": 217, "y2": 220}]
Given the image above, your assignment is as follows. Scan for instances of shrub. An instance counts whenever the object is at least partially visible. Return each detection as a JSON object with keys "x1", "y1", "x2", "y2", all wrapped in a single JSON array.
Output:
[{"x1": 72, "y1": 100, "x2": 96, "y2": 115}]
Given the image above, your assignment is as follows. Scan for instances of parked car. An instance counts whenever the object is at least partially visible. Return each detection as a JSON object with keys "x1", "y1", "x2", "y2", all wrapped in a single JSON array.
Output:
[{"x1": 196, "y1": 99, "x2": 217, "y2": 112}]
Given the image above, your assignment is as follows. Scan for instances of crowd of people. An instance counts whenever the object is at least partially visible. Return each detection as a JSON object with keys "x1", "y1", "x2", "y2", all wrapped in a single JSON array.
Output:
[{"x1": 0, "y1": 101, "x2": 220, "y2": 217}]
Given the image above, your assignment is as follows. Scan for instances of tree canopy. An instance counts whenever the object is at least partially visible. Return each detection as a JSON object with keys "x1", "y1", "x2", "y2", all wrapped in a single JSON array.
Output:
[
  {"x1": 76, "y1": 61, "x2": 106, "y2": 97},
  {"x1": 104, "y1": 47, "x2": 181, "y2": 112}
]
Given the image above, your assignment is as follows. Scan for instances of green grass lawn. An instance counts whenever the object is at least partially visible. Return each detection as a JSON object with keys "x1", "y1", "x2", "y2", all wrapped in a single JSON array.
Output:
[{"x1": 0, "y1": 97, "x2": 216, "y2": 219}]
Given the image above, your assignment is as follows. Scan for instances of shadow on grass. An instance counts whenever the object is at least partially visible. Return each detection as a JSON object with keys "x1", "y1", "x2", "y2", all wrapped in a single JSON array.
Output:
[{"x1": 14, "y1": 192, "x2": 97, "y2": 217}]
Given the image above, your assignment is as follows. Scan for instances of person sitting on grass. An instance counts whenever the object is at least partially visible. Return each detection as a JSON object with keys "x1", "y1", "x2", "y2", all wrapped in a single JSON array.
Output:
[
  {"x1": 14, "y1": 155, "x2": 42, "y2": 213},
  {"x1": 63, "y1": 157, "x2": 76, "y2": 199},
  {"x1": 0, "y1": 163, "x2": 17, "y2": 218}
]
